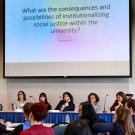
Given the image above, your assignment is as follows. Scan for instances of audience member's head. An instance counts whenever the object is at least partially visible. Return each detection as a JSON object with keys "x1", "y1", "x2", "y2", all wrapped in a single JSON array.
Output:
[
  {"x1": 23, "y1": 102, "x2": 33, "y2": 120},
  {"x1": 17, "y1": 91, "x2": 26, "y2": 101},
  {"x1": 88, "y1": 93, "x2": 99, "y2": 104},
  {"x1": 79, "y1": 102, "x2": 98, "y2": 127},
  {"x1": 116, "y1": 91, "x2": 127, "y2": 103},
  {"x1": 63, "y1": 92, "x2": 74, "y2": 103},
  {"x1": 64, "y1": 120, "x2": 92, "y2": 135},
  {"x1": 39, "y1": 92, "x2": 48, "y2": 103},
  {"x1": 114, "y1": 107, "x2": 135, "y2": 135},
  {"x1": 29, "y1": 103, "x2": 48, "y2": 123},
  {"x1": 125, "y1": 99, "x2": 135, "y2": 113},
  {"x1": 79, "y1": 102, "x2": 96, "y2": 118}
]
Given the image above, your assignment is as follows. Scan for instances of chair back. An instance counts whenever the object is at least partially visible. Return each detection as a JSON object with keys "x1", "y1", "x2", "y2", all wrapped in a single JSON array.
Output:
[{"x1": 52, "y1": 122, "x2": 68, "y2": 135}]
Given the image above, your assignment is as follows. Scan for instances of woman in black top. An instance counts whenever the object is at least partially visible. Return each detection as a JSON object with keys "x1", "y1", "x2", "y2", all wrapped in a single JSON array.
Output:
[
  {"x1": 55, "y1": 92, "x2": 75, "y2": 112},
  {"x1": 79, "y1": 101, "x2": 99, "y2": 129},
  {"x1": 79, "y1": 101, "x2": 107, "y2": 134}
]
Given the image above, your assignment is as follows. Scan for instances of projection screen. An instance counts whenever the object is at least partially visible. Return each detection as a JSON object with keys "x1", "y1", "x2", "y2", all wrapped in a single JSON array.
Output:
[{"x1": 4, "y1": 0, "x2": 131, "y2": 77}]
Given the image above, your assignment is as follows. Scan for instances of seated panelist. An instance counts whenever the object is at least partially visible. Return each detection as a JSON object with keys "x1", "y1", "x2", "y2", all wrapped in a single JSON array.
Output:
[
  {"x1": 13, "y1": 91, "x2": 27, "y2": 110},
  {"x1": 39, "y1": 92, "x2": 52, "y2": 110},
  {"x1": 55, "y1": 92, "x2": 75, "y2": 112},
  {"x1": 110, "y1": 91, "x2": 127, "y2": 112},
  {"x1": 88, "y1": 92, "x2": 100, "y2": 112}
]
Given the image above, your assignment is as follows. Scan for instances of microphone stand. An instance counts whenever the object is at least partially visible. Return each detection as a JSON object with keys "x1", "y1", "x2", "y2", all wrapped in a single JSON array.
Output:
[{"x1": 103, "y1": 94, "x2": 108, "y2": 113}]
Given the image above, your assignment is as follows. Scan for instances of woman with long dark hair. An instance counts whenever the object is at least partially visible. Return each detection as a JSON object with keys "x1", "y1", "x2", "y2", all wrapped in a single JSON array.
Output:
[
  {"x1": 55, "y1": 92, "x2": 75, "y2": 112},
  {"x1": 110, "y1": 91, "x2": 127, "y2": 112},
  {"x1": 88, "y1": 93, "x2": 100, "y2": 112},
  {"x1": 79, "y1": 102, "x2": 99, "y2": 129},
  {"x1": 39, "y1": 92, "x2": 52, "y2": 110}
]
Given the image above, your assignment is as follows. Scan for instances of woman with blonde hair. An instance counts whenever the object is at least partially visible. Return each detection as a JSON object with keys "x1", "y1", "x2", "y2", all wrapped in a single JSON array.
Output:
[
  {"x1": 93, "y1": 107, "x2": 135, "y2": 135},
  {"x1": 115, "y1": 108, "x2": 135, "y2": 135}
]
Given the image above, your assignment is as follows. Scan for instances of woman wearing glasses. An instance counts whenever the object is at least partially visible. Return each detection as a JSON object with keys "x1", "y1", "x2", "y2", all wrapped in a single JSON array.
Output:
[{"x1": 13, "y1": 91, "x2": 27, "y2": 110}]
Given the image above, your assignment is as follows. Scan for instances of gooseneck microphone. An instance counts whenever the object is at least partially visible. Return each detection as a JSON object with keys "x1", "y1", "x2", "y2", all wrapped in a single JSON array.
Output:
[{"x1": 103, "y1": 94, "x2": 108, "y2": 113}]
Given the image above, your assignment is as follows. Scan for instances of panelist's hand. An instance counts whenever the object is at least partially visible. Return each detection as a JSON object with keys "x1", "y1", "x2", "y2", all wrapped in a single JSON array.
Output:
[{"x1": 118, "y1": 101, "x2": 123, "y2": 107}]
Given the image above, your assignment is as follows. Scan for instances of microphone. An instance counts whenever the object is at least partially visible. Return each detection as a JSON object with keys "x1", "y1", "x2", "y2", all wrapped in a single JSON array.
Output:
[
  {"x1": 29, "y1": 96, "x2": 36, "y2": 103},
  {"x1": 103, "y1": 94, "x2": 108, "y2": 113}
]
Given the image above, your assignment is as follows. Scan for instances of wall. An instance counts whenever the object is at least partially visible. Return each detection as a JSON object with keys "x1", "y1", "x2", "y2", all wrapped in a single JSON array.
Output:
[
  {"x1": 0, "y1": 0, "x2": 135, "y2": 112},
  {"x1": 7, "y1": 78, "x2": 129, "y2": 111},
  {"x1": 0, "y1": 0, "x2": 8, "y2": 110},
  {"x1": 129, "y1": 0, "x2": 135, "y2": 95}
]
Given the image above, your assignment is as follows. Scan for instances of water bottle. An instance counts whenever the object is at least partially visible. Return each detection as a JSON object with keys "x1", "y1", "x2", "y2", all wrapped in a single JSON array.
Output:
[{"x1": 65, "y1": 114, "x2": 70, "y2": 123}]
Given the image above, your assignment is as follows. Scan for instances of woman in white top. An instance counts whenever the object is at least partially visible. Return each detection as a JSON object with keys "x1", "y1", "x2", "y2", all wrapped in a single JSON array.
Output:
[
  {"x1": 14, "y1": 91, "x2": 27, "y2": 110},
  {"x1": 88, "y1": 93, "x2": 100, "y2": 113}
]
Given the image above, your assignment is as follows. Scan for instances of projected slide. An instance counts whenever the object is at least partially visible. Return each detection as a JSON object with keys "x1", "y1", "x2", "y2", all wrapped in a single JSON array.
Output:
[{"x1": 5, "y1": 0, "x2": 130, "y2": 77}]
